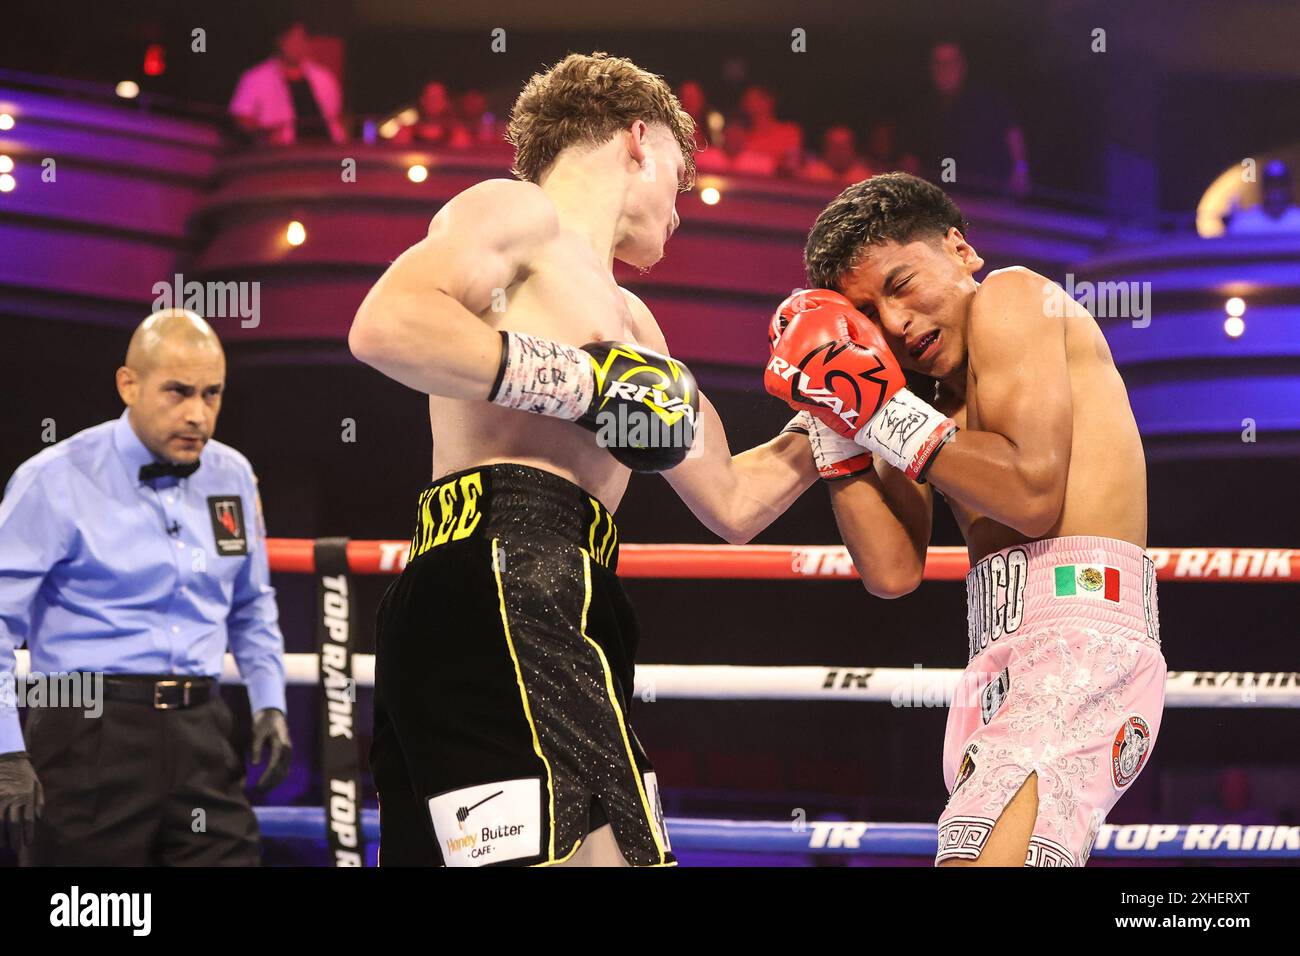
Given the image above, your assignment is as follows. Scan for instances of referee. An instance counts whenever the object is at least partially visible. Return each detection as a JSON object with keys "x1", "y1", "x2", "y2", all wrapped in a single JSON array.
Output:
[{"x1": 0, "y1": 309, "x2": 292, "y2": 865}]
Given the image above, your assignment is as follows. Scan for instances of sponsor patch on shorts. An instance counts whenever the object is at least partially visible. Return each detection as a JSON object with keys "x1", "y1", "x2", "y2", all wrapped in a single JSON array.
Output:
[
  {"x1": 951, "y1": 743, "x2": 978, "y2": 797},
  {"x1": 643, "y1": 771, "x2": 671, "y2": 852},
  {"x1": 427, "y1": 778, "x2": 542, "y2": 867},
  {"x1": 980, "y1": 667, "x2": 1012, "y2": 725},
  {"x1": 1111, "y1": 714, "x2": 1152, "y2": 789}
]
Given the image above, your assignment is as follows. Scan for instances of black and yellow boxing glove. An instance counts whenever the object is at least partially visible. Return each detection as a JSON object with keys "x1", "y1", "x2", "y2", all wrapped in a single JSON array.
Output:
[{"x1": 488, "y1": 330, "x2": 699, "y2": 472}]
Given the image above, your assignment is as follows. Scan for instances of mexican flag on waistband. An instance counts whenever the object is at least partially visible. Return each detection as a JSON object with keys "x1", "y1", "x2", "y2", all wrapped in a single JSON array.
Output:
[{"x1": 1054, "y1": 564, "x2": 1120, "y2": 601}]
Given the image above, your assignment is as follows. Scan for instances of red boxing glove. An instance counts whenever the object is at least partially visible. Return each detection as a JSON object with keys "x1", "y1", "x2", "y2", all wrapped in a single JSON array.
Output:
[
  {"x1": 765, "y1": 289, "x2": 903, "y2": 435},
  {"x1": 765, "y1": 289, "x2": 957, "y2": 482},
  {"x1": 767, "y1": 288, "x2": 861, "y2": 352}
]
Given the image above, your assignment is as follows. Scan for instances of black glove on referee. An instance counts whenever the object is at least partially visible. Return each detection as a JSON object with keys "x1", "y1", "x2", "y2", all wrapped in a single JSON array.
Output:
[
  {"x1": 249, "y1": 708, "x2": 293, "y2": 792},
  {"x1": 0, "y1": 751, "x2": 44, "y2": 849}
]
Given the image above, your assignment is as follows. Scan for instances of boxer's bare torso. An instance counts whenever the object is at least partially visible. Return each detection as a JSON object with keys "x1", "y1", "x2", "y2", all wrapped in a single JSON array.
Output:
[
  {"x1": 934, "y1": 269, "x2": 1147, "y2": 563},
  {"x1": 428, "y1": 192, "x2": 657, "y2": 512}
]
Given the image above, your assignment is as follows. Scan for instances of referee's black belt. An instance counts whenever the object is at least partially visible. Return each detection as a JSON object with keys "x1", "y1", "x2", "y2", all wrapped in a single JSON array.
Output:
[{"x1": 99, "y1": 675, "x2": 217, "y2": 709}]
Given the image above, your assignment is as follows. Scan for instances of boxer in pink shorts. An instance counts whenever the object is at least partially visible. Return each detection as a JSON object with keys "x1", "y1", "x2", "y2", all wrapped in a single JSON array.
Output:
[
  {"x1": 938, "y1": 536, "x2": 1165, "y2": 866},
  {"x1": 766, "y1": 173, "x2": 1168, "y2": 866}
]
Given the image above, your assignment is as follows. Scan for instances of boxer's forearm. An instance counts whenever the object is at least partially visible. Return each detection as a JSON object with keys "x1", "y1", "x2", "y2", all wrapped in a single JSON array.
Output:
[
  {"x1": 926, "y1": 429, "x2": 1066, "y2": 538},
  {"x1": 349, "y1": 248, "x2": 503, "y2": 398},
  {"x1": 718, "y1": 434, "x2": 819, "y2": 543},
  {"x1": 666, "y1": 401, "x2": 817, "y2": 544},
  {"x1": 828, "y1": 466, "x2": 930, "y2": 599}
]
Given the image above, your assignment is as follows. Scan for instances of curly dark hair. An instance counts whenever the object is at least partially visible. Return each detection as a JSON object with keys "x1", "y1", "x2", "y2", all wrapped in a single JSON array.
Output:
[
  {"x1": 803, "y1": 173, "x2": 969, "y2": 290},
  {"x1": 508, "y1": 52, "x2": 697, "y2": 189}
]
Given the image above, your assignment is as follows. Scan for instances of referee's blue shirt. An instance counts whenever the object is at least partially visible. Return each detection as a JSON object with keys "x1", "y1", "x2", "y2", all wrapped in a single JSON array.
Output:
[{"x1": 0, "y1": 410, "x2": 287, "y2": 753}]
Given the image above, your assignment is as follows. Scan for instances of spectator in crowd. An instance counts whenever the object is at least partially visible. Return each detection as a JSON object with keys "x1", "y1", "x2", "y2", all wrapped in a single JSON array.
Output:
[
  {"x1": 863, "y1": 118, "x2": 920, "y2": 175},
  {"x1": 1226, "y1": 159, "x2": 1300, "y2": 234},
  {"x1": 392, "y1": 81, "x2": 465, "y2": 147},
  {"x1": 801, "y1": 125, "x2": 874, "y2": 185},
  {"x1": 229, "y1": 20, "x2": 346, "y2": 146},
  {"x1": 455, "y1": 89, "x2": 508, "y2": 149},
  {"x1": 910, "y1": 40, "x2": 1028, "y2": 197},
  {"x1": 737, "y1": 84, "x2": 803, "y2": 175},
  {"x1": 677, "y1": 80, "x2": 714, "y2": 151},
  {"x1": 694, "y1": 121, "x2": 777, "y2": 176},
  {"x1": 1191, "y1": 767, "x2": 1279, "y2": 826},
  {"x1": 716, "y1": 55, "x2": 752, "y2": 118}
]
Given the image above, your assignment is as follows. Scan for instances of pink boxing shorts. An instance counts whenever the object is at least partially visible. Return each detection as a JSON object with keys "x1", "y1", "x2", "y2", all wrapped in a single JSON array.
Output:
[{"x1": 936, "y1": 536, "x2": 1166, "y2": 867}]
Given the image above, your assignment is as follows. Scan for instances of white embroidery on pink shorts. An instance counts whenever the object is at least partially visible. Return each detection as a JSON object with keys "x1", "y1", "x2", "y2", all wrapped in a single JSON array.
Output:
[
  {"x1": 948, "y1": 626, "x2": 1149, "y2": 846},
  {"x1": 936, "y1": 816, "x2": 1079, "y2": 866},
  {"x1": 1026, "y1": 834, "x2": 1074, "y2": 867}
]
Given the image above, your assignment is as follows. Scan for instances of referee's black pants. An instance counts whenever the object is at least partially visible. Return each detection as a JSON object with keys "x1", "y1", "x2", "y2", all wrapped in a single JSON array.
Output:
[{"x1": 20, "y1": 685, "x2": 261, "y2": 866}]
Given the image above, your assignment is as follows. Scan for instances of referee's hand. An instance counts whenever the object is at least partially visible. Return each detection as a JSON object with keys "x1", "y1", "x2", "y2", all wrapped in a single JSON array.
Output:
[
  {"x1": 249, "y1": 708, "x2": 293, "y2": 792},
  {"x1": 0, "y1": 751, "x2": 44, "y2": 849}
]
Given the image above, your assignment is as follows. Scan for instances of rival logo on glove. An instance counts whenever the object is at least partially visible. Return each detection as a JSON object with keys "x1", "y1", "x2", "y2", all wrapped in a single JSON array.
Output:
[
  {"x1": 598, "y1": 378, "x2": 698, "y2": 429},
  {"x1": 766, "y1": 347, "x2": 888, "y2": 434}
]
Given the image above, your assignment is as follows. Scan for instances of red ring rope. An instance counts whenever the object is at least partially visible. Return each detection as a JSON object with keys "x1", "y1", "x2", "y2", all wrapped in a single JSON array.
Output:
[{"x1": 267, "y1": 539, "x2": 1298, "y2": 582}]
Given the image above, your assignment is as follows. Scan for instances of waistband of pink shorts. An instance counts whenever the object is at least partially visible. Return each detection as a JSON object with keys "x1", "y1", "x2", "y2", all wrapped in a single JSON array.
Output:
[{"x1": 965, "y1": 535, "x2": 1161, "y2": 663}]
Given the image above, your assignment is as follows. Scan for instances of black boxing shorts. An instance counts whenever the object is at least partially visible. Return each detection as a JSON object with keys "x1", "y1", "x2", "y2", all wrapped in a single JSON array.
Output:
[{"x1": 370, "y1": 463, "x2": 674, "y2": 867}]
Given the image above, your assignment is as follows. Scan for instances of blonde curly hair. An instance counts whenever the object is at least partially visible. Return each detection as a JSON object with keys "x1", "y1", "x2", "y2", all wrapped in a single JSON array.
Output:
[{"x1": 508, "y1": 52, "x2": 697, "y2": 189}]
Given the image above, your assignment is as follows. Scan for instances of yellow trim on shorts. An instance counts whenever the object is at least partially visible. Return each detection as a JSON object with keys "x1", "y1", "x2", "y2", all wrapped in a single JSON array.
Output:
[
  {"x1": 533, "y1": 837, "x2": 584, "y2": 867},
  {"x1": 491, "y1": 537, "x2": 558, "y2": 863},
  {"x1": 586, "y1": 496, "x2": 618, "y2": 568},
  {"x1": 577, "y1": 549, "x2": 668, "y2": 865}
]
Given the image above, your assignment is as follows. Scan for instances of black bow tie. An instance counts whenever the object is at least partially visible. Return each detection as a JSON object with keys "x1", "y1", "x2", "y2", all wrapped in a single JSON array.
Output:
[{"x1": 139, "y1": 460, "x2": 200, "y2": 483}]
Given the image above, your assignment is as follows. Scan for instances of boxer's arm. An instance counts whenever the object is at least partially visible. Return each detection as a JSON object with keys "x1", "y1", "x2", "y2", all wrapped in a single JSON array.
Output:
[
  {"x1": 666, "y1": 393, "x2": 819, "y2": 544},
  {"x1": 827, "y1": 459, "x2": 933, "y2": 598},
  {"x1": 620, "y1": 290, "x2": 819, "y2": 543},
  {"x1": 924, "y1": 268, "x2": 1072, "y2": 537},
  {"x1": 348, "y1": 179, "x2": 557, "y2": 396}
]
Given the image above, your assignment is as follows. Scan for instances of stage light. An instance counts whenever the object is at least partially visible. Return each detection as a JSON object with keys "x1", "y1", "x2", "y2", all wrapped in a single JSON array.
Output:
[
  {"x1": 407, "y1": 164, "x2": 428, "y2": 183},
  {"x1": 1224, "y1": 296, "x2": 1246, "y2": 318},
  {"x1": 286, "y1": 221, "x2": 306, "y2": 246},
  {"x1": 700, "y1": 186, "x2": 721, "y2": 205},
  {"x1": 0, "y1": 173, "x2": 15, "y2": 193},
  {"x1": 1224, "y1": 316, "x2": 1245, "y2": 338},
  {"x1": 116, "y1": 81, "x2": 140, "y2": 100}
]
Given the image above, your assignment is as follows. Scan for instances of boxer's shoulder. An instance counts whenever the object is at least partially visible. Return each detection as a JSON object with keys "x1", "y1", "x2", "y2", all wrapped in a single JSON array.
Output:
[
  {"x1": 968, "y1": 266, "x2": 1066, "y2": 361},
  {"x1": 431, "y1": 178, "x2": 564, "y2": 260},
  {"x1": 972, "y1": 266, "x2": 1052, "y2": 315},
  {"x1": 435, "y1": 178, "x2": 558, "y2": 241}
]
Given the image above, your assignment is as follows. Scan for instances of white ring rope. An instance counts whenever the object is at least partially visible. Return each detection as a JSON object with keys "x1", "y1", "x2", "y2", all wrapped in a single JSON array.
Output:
[{"x1": 11, "y1": 652, "x2": 1294, "y2": 707}]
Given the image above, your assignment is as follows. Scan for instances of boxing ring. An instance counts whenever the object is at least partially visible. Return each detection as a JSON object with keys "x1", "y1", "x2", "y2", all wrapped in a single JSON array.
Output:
[{"x1": 160, "y1": 540, "x2": 1300, "y2": 862}]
